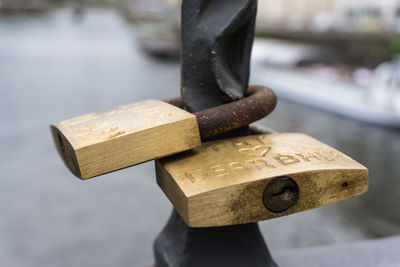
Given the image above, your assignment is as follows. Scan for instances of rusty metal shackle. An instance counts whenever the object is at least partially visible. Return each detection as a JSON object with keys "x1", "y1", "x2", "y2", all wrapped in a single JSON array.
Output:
[{"x1": 166, "y1": 85, "x2": 277, "y2": 139}]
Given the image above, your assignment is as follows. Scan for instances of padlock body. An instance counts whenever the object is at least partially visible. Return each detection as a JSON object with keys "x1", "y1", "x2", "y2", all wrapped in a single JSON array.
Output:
[
  {"x1": 52, "y1": 100, "x2": 201, "y2": 179},
  {"x1": 156, "y1": 133, "x2": 368, "y2": 227}
]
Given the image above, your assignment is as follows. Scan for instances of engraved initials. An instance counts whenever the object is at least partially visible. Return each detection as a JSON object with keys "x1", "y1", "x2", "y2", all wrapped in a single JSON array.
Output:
[
  {"x1": 210, "y1": 165, "x2": 229, "y2": 177},
  {"x1": 246, "y1": 158, "x2": 276, "y2": 170},
  {"x1": 274, "y1": 154, "x2": 301, "y2": 166},
  {"x1": 239, "y1": 145, "x2": 271, "y2": 157},
  {"x1": 229, "y1": 162, "x2": 250, "y2": 171},
  {"x1": 61, "y1": 101, "x2": 175, "y2": 146},
  {"x1": 296, "y1": 153, "x2": 321, "y2": 162}
]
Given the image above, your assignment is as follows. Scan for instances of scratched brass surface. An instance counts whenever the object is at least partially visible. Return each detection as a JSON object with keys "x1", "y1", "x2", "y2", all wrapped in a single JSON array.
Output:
[
  {"x1": 156, "y1": 133, "x2": 369, "y2": 227},
  {"x1": 51, "y1": 100, "x2": 201, "y2": 179}
]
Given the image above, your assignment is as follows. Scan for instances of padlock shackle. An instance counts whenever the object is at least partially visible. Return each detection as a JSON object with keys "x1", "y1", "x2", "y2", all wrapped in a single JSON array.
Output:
[{"x1": 166, "y1": 85, "x2": 277, "y2": 139}]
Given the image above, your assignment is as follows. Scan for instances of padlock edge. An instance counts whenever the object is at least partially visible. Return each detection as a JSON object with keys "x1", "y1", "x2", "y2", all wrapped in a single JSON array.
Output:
[
  {"x1": 155, "y1": 160, "x2": 190, "y2": 223},
  {"x1": 50, "y1": 125, "x2": 83, "y2": 179}
]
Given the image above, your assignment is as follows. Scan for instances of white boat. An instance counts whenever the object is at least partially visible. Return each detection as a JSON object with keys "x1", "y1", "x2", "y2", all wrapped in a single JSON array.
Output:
[{"x1": 252, "y1": 39, "x2": 400, "y2": 127}]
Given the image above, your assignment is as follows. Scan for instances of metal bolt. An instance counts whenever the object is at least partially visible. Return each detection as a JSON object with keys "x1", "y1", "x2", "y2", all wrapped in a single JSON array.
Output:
[{"x1": 263, "y1": 176, "x2": 299, "y2": 213}]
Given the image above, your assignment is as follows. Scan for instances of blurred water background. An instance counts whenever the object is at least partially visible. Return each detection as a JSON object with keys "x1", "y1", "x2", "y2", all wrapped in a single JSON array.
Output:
[{"x1": 0, "y1": 4, "x2": 399, "y2": 267}]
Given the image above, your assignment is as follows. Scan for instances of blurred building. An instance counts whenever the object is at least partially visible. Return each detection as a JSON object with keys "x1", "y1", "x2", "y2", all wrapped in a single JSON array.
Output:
[
  {"x1": 336, "y1": 0, "x2": 400, "y2": 32},
  {"x1": 257, "y1": 0, "x2": 334, "y2": 32},
  {"x1": 125, "y1": 0, "x2": 400, "y2": 33},
  {"x1": 257, "y1": 0, "x2": 400, "y2": 33},
  {"x1": 0, "y1": 0, "x2": 50, "y2": 12}
]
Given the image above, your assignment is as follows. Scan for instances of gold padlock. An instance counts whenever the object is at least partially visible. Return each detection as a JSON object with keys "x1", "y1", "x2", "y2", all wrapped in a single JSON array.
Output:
[
  {"x1": 51, "y1": 86, "x2": 276, "y2": 180},
  {"x1": 51, "y1": 100, "x2": 201, "y2": 180},
  {"x1": 156, "y1": 133, "x2": 369, "y2": 228}
]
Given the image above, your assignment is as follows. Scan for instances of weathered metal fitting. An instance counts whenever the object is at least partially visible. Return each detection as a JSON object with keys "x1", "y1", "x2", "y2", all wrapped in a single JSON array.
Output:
[{"x1": 166, "y1": 85, "x2": 277, "y2": 140}]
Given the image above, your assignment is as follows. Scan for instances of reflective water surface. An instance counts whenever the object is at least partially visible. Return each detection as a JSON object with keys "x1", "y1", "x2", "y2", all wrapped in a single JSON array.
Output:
[{"x1": 0, "y1": 8, "x2": 399, "y2": 266}]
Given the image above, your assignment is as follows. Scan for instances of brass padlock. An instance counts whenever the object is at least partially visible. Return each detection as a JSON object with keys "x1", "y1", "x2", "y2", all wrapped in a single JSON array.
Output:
[
  {"x1": 51, "y1": 86, "x2": 276, "y2": 179},
  {"x1": 156, "y1": 133, "x2": 369, "y2": 228},
  {"x1": 51, "y1": 100, "x2": 201, "y2": 179}
]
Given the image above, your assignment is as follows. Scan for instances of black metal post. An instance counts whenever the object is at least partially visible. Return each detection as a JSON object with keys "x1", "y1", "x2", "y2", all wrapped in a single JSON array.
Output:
[
  {"x1": 154, "y1": 210, "x2": 276, "y2": 267},
  {"x1": 154, "y1": 1, "x2": 277, "y2": 266}
]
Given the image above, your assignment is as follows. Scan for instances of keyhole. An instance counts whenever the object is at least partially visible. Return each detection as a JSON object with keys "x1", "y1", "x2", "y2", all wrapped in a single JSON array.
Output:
[
  {"x1": 263, "y1": 176, "x2": 299, "y2": 213},
  {"x1": 271, "y1": 187, "x2": 297, "y2": 201}
]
